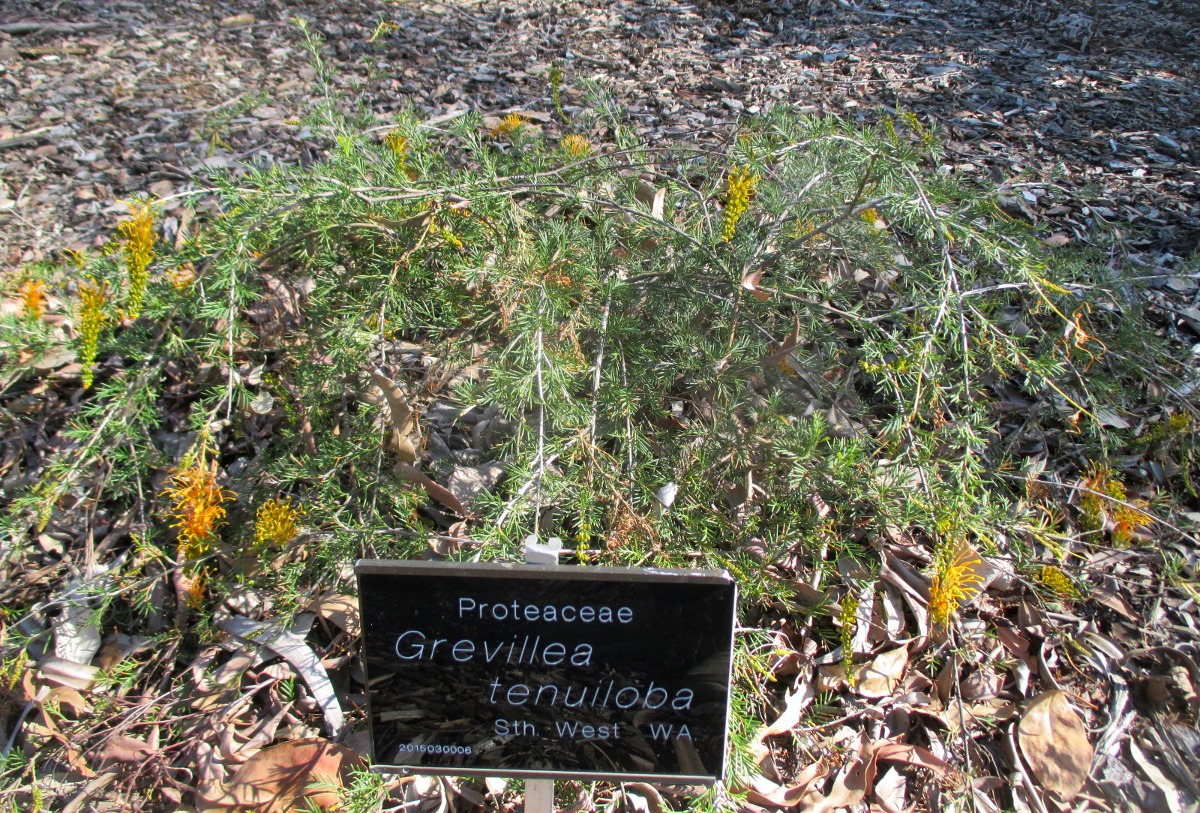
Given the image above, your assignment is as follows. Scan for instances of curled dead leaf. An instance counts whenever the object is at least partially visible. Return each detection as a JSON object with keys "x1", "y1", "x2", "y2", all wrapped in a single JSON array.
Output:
[
  {"x1": 309, "y1": 592, "x2": 361, "y2": 637},
  {"x1": 394, "y1": 463, "x2": 468, "y2": 517},
  {"x1": 100, "y1": 734, "x2": 156, "y2": 765},
  {"x1": 873, "y1": 741, "x2": 952, "y2": 775},
  {"x1": 758, "y1": 672, "x2": 815, "y2": 739},
  {"x1": 807, "y1": 733, "x2": 876, "y2": 813},
  {"x1": 741, "y1": 269, "x2": 770, "y2": 302},
  {"x1": 855, "y1": 645, "x2": 909, "y2": 698},
  {"x1": 370, "y1": 369, "x2": 419, "y2": 463}
]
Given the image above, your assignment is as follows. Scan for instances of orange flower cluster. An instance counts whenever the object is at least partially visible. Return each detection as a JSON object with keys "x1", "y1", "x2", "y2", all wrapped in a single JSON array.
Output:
[
  {"x1": 165, "y1": 453, "x2": 233, "y2": 561},
  {"x1": 18, "y1": 279, "x2": 47, "y2": 320},
  {"x1": 1080, "y1": 462, "x2": 1153, "y2": 545},
  {"x1": 490, "y1": 113, "x2": 526, "y2": 137},
  {"x1": 165, "y1": 262, "x2": 196, "y2": 291}
]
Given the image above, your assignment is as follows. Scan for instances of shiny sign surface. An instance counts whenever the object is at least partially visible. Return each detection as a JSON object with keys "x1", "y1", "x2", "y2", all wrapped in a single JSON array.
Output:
[{"x1": 356, "y1": 561, "x2": 736, "y2": 783}]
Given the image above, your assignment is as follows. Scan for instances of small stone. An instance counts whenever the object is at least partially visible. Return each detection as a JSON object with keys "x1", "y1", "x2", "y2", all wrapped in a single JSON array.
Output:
[{"x1": 218, "y1": 13, "x2": 255, "y2": 28}]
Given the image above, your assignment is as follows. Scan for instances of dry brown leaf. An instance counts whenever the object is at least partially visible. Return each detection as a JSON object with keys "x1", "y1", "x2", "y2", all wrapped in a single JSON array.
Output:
[
  {"x1": 762, "y1": 316, "x2": 801, "y2": 372},
  {"x1": 218, "y1": 616, "x2": 345, "y2": 737},
  {"x1": 42, "y1": 685, "x2": 89, "y2": 717},
  {"x1": 309, "y1": 592, "x2": 360, "y2": 637},
  {"x1": 1017, "y1": 690, "x2": 1093, "y2": 802},
  {"x1": 394, "y1": 463, "x2": 468, "y2": 517},
  {"x1": 873, "y1": 741, "x2": 952, "y2": 775},
  {"x1": 370, "y1": 369, "x2": 418, "y2": 463},
  {"x1": 196, "y1": 738, "x2": 362, "y2": 813},
  {"x1": 741, "y1": 269, "x2": 770, "y2": 302},
  {"x1": 758, "y1": 672, "x2": 815, "y2": 738},
  {"x1": 99, "y1": 734, "x2": 156, "y2": 765},
  {"x1": 873, "y1": 766, "x2": 907, "y2": 813},
  {"x1": 37, "y1": 656, "x2": 98, "y2": 691},
  {"x1": 744, "y1": 763, "x2": 826, "y2": 808},
  {"x1": 855, "y1": 645, "x2": 909, "y2": 698},
  {"x1": 807, "y1": 734, "x2": 876, "y2": 813},
  {"x1": 623, "y1": 782, "x2": 666, "y2": 813}
]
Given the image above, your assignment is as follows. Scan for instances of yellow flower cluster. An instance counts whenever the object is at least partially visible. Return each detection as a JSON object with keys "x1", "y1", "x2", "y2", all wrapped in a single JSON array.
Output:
[
  {"x1": 1035, "y1": 565, "x2": 1080, "y2": 599},
  {"x1": 839, "y1": 592, "x2": 858, "y2": 683},
  {"x1": 18, "y1": 279, "x2": 47, "y2": 320},
  {"x1": 384, "y1": 130, "x2": 409, "y2": 172},
  {"x1": 165, "y1": 451, "x2": 233, "y2": 562},
  {"x1": 901, "y1": 111, "x2": 935, "y2": 146},
  {"x1": 491, "y1": 113, "x2": 526, "y2": 137},
  {"x1": 860, "y1": 356, "x2": 911, "y2": 375},
  {"x1": 118, "y1": 200, "x2": 156, "y2": 319},
  {"x1": 62, "y1": 248, "x2": 86, "y2": 269},
  {"x1": 561, "y1": 134, "x2": 591, "y2": 159},
  {"x1": 255, "y1": 497, "x2": 303, "y2": 549},
  {"x1": 928, "y1": 540, "x2": 983, "y2": 628},
  {"x1": 721, "y1": 166, "x2": 758, "y2": 243},
  {"x1": 1143, "y1": 413, "x2": 1193, "y2": 446},
  {"x1": 78, "y1": 277, "x2": 107, "y2": 389}
]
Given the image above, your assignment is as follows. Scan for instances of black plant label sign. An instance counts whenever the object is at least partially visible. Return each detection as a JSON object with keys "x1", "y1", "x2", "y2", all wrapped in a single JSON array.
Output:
[{"x1": 356, "y1": 560, "x2": 737, "y2": 784}]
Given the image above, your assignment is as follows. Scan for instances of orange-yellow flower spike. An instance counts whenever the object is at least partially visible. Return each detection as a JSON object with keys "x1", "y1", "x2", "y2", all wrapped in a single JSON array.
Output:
[
  {"x1": 164, "y1": 454, "x2": 233, "y2": 562},
  {"x1": 928, "y1": 540, "x2": 984, "y2": 628},
  {"x1": 118, "y1": 199, "x2": 157, "y2": 319}
]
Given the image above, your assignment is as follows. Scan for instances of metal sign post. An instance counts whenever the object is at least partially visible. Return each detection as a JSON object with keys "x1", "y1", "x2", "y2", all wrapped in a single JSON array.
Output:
[{"x1": 523, "y1": 535, "x2": 562, "y2": 813}]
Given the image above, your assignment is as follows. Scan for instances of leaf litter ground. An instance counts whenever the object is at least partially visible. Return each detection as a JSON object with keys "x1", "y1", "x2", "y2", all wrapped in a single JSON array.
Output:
[{"x1": 0, "y1": 0, "x2": 1198, "y2": 812}]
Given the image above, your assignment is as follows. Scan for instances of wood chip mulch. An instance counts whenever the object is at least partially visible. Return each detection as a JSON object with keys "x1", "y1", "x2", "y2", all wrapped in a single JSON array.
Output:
[{"x1": 1, "y1": 0, "x2": 1197, "y2": 268}]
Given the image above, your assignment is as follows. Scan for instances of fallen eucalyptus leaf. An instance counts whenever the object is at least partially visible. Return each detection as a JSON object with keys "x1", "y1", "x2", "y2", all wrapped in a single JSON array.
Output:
[
  {"x1": 758, "y1": 672, "x2": 815, "y2": 738},
  {"x1": 445, "y1": 462, "x2": 505, "y2": 512},
  {"x1": 807, "y1": 733, "x2": 876, "y2": 813},
  {"x1": 1017, "y1": 689, "x2": 1093, "y2": 802},
  {"x1": 196, "y1": 738, "x2": 361, "y2": 813}
]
